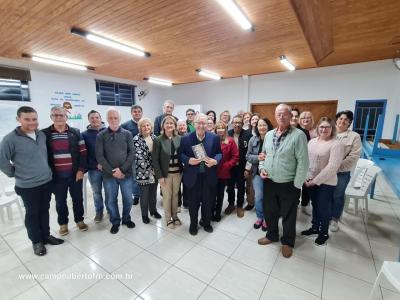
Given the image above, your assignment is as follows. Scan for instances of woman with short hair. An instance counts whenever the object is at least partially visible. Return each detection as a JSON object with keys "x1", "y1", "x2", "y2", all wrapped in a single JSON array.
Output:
[{"x1": 133, "y1": 118, "x2": 161, "y2": 224}]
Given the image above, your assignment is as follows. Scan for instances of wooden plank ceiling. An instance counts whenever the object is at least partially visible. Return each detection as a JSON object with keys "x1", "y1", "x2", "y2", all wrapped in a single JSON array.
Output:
[{"x1": 0, "y1": 0, "x2": 399, "y2": 84}]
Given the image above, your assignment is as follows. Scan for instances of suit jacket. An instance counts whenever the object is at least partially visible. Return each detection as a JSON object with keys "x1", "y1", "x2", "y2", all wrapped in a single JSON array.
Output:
[
  {"x1": 228, "y1": 128, "x2": 252, "y2": 169},
  {"x1": 152, "y1": 134, "x2": 182, "y2": 179},
  {"x1": 179, "y1": 131, "x2": 222, "y2": 188}
]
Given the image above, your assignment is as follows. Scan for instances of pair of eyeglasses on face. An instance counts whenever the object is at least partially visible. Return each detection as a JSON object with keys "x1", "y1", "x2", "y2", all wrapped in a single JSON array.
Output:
[
  {"x1": 51, "y1": 114, "x2": 66, "y2": 118},
  {"x1": 319, "y1": 126, "x2": 332, "y2": 130}
]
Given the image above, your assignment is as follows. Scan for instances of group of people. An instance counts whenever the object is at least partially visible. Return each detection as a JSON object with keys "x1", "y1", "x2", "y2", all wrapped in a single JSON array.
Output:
[{"x1": 0, "y1": 99, "x2": 361, "y2": 259}]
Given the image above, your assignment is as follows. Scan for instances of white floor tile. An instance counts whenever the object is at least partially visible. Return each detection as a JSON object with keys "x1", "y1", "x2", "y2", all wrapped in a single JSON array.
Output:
[
  {"x1": 261, "y1": 276, "x2": 320, "y2": 300},
  {"x1": 231, "y1": 238, "x2": 279, "y2": 274},
  {"x1": 12, "y1": 284, "x2": 51, "y2": 300},
  {"x1": 75, "y1": 278, "x2": 137, "y2": 299},
  {"x1": 293, "y1": 236, "x2": 326, "y2": 265},
  {"x1": 89, "y1": 238, "x2": 142, "y2": 272},
  {"x1": 271, "y1": 255, "x2": 323, "y2": 297},
  {"x1": 122, "y1": 223, "x2": 169, "y2": 248},
  {"x1": 323, "y1": 268, "x2": 374, "y2": 300},
  {"x1": 140, "y1": 266, "x2": 206, "y2": 300},
  {"x1": 199, "y1": 229, "x2": 243, "y2": 256},
  {"x1": 176, "y1": 244, "x2": 227, "y2": 283},
  {"x1": 147, "y1": 233, "x2": 195, "y2": 264},
  {"x1": 325, "y1": 246, "x2": 377, "y2": 283},
  {"x1": 41, "y1": 258, "x2": 107, "y2": 300},
  {"x1": 115, "y1": 251, "x2": 170, "y2": 294},
  {"x1": 382, "y1": 288, "x2": 400, "y2": 300},
  {"x1": 0, "y1": 265, "x2": 36, "y2": 299},
  {"x1": 198, "y1": 286, "x2": 234, "y2": 300},
  {"x1": 210, "y1": 260, "x2": 268, "y2": 300}
]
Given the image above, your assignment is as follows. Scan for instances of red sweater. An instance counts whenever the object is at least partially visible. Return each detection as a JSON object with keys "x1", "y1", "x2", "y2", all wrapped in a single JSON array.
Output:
[{"x1": 217, "y1": 137, "x2": 239, "y2": 179}]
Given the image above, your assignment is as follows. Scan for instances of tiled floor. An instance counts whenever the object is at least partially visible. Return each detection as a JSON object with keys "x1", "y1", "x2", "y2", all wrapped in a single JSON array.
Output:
[{"x1": 1, "y1": 174, "x2": 400, "y2": 300}]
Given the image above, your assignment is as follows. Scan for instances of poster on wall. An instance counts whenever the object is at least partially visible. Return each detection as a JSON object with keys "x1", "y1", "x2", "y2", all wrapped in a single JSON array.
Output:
[
  {"x1": 0, "y1": 103, "x2": 20, "y2": 142},
  {"x1": 50, "y1": 90, "x2": 85, "y2": 130}
]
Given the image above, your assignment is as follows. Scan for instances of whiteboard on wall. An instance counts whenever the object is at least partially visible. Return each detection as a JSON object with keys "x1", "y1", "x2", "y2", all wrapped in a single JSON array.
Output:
[{"x1": 174, "y1": 104, "x2": 202, "y2": 120}]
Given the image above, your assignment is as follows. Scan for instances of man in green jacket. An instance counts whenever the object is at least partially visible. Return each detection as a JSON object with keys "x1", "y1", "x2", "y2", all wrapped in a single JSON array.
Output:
[{"x1": 258, "y1": 104, "x2": 309, "y2": 258}]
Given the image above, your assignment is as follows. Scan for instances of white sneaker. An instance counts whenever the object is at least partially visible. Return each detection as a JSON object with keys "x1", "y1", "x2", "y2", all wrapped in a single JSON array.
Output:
[
  {"x1": 301, "y1": 206, "x2": 311, "y2": 216},
  {"x1": 330, "y1": 220, "x2": 339, "y2": 232}
]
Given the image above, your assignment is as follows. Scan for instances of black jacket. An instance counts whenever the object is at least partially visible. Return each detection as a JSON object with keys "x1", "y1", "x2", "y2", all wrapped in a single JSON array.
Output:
[
  {"x1": 42, "y1": 125, "x2": 86, "y2": 177},
  {"x1": 228, "y1": 129, "x2": 252, "y2": 169}
]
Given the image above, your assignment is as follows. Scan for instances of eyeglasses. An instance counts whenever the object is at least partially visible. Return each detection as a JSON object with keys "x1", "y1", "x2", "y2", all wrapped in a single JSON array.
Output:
[
  {"x1": 319, "y1": 126, "x2": 332, "y2": 130},
  {"x1": 51, "y1": 114, "x2": 66, "y2": 118}
]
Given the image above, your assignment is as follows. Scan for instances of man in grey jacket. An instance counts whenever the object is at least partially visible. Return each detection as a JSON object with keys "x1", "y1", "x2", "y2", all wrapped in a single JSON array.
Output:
[
  {"x1": 0, "y1": 106, "x2": 64, "y2": 256},
  {"x1": 96, "y1": 107, "x2": 135, "y2": 234}
]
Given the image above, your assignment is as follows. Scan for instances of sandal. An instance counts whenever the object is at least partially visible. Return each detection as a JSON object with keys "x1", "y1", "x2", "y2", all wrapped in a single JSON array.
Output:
[
  {"x1": 174, "y1": 217, "x2": 182, "y2": 226},
  {"x1": 167, "y1": 220, "x2": 175, "y2": 229}
]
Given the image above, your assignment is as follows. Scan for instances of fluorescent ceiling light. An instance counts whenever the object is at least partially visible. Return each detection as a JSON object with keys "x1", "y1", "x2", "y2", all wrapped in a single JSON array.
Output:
[
  {"x1": 217, "y1": 0, "x2": 253, "y2": 31},
  {"x1": 197, "y1": 69, "x2": 222, "y2": 80},
  {"x1": 71, "y1": 28, "x2": 150, "y2": 57},
  {"x1": 0, "y1": 80, "x2": 21, "y2": 86},
  {"x1": 0, "y1": 79, "x2": 20, "y2": 83},
  {"x1": 145, "y1": 77, "x2": 173, "y2": 87},
  {"x1": 31, "y1": 56, "x2": 89, "y2": 71},
  {"x1": 280, "y1": 55, "x2": 295, "y2": 71}
]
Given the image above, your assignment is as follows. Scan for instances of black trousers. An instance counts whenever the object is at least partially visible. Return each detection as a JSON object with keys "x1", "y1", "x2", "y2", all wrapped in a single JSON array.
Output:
[
  {"x1": 15, "y1": 182, "x2": 51, "y2": 244},
  {"x1": 227, "y1": 166, "x2": 245, "y2": 208},
  {"x1": 52, "y1": 177, "x2": 84, "y2": 225},
  {"x1": 139, "y1": 183, "x2": 157, "y2": 217},
  {"x1": 214, "y1": 178, "x2": 228, "y2": 217},
  {"x1": 301, "y1": 183, "x2": 310, "y2": 206},
  {"x1": 263, "y1": 178, "x2": 300, "y2": 247},
  {"x1": 186, "y1": 173, "x2": 216, "y2": 229}
]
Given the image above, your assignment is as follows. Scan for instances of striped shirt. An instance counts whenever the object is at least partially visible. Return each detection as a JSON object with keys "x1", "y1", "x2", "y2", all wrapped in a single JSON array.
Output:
[
  {"x1": 168, "y1": 141, "x2": 181, "y2": 173},
  {"x1": 50, "y1": 126, "x2": 87, "y2": 178}
]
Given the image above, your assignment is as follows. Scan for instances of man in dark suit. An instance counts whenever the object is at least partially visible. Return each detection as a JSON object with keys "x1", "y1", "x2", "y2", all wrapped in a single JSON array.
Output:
[
  {"x1": 179, "y1": 113, "x2": 222, "y2": 235},
  {"x1": 226, "y1": 115, "x2": 252, "y2": 218}
]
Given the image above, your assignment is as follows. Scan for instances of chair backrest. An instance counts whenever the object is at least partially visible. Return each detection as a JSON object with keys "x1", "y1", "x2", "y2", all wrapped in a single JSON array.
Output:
[
  {"x1": 358, "y1": 165, "x2": 381, "y2": 196},
  {"x1": 349, "y1": 158, "x2": 375, "y2": 188}
]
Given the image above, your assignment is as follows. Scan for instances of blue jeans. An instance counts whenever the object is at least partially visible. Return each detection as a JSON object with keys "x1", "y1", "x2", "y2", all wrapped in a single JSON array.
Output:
[
  {"x1": 252, "y1": 175, "x2": 264, "y2": 220},
  {"x1": 103, "y1": 176, "x2": 134, "y2": 225},
  {"x1": 332, "y1": 172, "x2": 351, "y2": 220},
  {"x1": 309, "y1": 184, "x2": 335, "y2": 235},
  {"x1": 88, "y1": 169, "x2": 108, "y2": 214}
]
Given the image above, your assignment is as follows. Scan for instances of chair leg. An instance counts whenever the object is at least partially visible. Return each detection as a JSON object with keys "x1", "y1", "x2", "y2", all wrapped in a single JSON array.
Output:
[
  {"x1": 354, "y1": 198, "x2": 359, "y2": 216},
  {"x1": 6, "y1": 205, "x2": 13, "y2": 220},
  {"x1": 368, "y1": 270, "x2": 383, "y2": 300},
  {"x1": 16, "y1": 198, "x2": 24, "y2": 221},
  {"x1": 344, "y1": 195, "x2": 349, "y2": 212},
  {"x1": 364, "y1": 196, "x2": 369, "y2": 223},
  {"x1": 0, "y1": 208, "x2": 4, "y2": 223}
]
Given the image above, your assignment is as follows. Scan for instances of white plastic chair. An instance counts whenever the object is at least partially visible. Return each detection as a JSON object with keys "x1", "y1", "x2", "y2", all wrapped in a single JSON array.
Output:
[
  {"x1": 0, "y1": 179, "x2": 24, "y2": 223},
  {"x1": 344, "y1": 164, "x2": 381, "y2": 222},
  {"x1": 368, "y1": 261, "x2": 400, "y2": 299}
]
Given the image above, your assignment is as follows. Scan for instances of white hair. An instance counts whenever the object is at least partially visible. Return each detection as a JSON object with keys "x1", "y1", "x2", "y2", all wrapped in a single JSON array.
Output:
[
  {"x1": 177, "y1": 119, "x2": 186, "y2": 126},
  {"x1": 163, "y1": 99, "x2": 175, "y2": 107},
  {"x1": 50, "y1": 106, "x2": 66, "y2": 115},
  {"x1": 276, "y1": 103, "x2": 292, "y2": 113},
  {"x1": 194, "y1": 113, "x2": 207, "y2": 123},
  {"x1": 106, "y1": 106, "x2": 121, "y2": 119}
]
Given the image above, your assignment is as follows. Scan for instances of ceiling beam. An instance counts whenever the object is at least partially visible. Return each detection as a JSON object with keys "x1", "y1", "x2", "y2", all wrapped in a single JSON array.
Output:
[{"x1": 290, "y1": 0, "x2": 334, "y2": 65}]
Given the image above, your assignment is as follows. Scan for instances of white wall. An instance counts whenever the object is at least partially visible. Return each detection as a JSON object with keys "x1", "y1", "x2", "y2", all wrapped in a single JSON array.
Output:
[
  {"x1": 0, "y1": 57, "x2": 166, "y2": 136},
  {"x1": 165, "y1": 60, "x2": 400, "y2": 138}
]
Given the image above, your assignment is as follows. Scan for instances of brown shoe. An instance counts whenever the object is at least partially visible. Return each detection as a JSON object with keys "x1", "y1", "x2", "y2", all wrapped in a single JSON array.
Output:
[
  {"x1": 237, "y1": 207, "x2": 244, "y2": 218},
  {"x1": 59, "y1": 224, "x2": 69, "y2": 236},
  {"x1": 224, "y1": 204, "x2": 236, "y2": 215},
  {"x1": 77, "y1": 221, "x2": 88, "y2": 232},
  {"x1": 281, "y1": 245, "x2": 293, "y2": 258},
  {"x1": 258, "y1": 237, "x2": 274, "y2": 245}
]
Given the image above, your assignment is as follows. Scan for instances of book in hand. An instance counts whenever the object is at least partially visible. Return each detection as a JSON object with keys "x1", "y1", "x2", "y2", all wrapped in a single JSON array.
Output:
[{"x1": 192, "y1": 143, "x2": 207, "y2": 160}]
